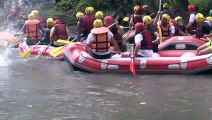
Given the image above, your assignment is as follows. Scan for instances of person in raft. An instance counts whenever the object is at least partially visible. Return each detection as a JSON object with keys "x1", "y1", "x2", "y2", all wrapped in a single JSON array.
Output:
[
  {"x1": 134, "y1": 22, "x2": 153, "y2": 57},
  {"x1": 20, "y1": 13, "x2": 43, "y2": 45},
  {"x1": 49, "y1": 19, "x2": 69, "y2": 47},
  {"x1": 86, "y1": 19, "x2": 121, "y2": 59}
]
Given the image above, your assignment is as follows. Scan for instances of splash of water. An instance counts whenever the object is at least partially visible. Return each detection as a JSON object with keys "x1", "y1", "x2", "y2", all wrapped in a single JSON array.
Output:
[{"x1": 0, "y1": 41, "x2": 11, "y2": 66}]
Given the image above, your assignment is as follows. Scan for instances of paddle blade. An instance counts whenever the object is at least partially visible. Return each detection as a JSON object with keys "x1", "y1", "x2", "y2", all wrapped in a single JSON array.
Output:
[
  {"x1": 130, "y1": 60, "x2": 136, "y2": 76},
  {"x1": 49, "y1": 46, "x2": 64, "y2": 57},
  {"x1": 19, "y1": 50, "x2": 31, "y2": 58},
  {"x1": 57, "y1": 39, "x2": 76, "y2": 44}
]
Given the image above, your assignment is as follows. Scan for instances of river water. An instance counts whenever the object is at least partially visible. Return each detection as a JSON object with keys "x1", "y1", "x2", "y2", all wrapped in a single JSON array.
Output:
[{"x1": 0, "y1": 47, "x2": 212, "y2": 120}]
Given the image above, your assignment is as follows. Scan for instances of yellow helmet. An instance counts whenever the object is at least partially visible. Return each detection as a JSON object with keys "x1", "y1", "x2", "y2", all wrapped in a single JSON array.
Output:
[
  {"x1": 93, "y1": 19, "x2": 103, "y2": 28},
  {"x1": 175, "y1": 16, "x2": 182, "y2": 22},
  {"x1": 85, "y1": 6, "x2": 94, "y2": 14},
  {"x1": 76, "y1": 12, "x2": 84, "y2": 20},
  {"x1": 162, "y1": 14, "x2": 170, "y2": 22},
  {"x1": 196, "y1": 13, "x2": 205, "y2": 23},
  {"x1": 46, "y1": 18, "x2": 54, "y2": 26},
  {"x1": 163, "y1": 3, "x2": 169, "y2": 9},
  {"x1": 206, "y1": 16, "x2": 212, "y2": 22},
  {"x1": 31, "y1": 10, "x2": 39, "y2": 17},
  {"x1": 28, "y1": 13, "x2": 35, "y2": 20},
  {"x1": 123, "y1": 17, "x2": 129, "y2": 22},
  {"x1": 143, "y1": 16, "x2": 152, "y2": 25},
  {"x1": 95, "y1": 11, "x2": 104, "y2": 19}
]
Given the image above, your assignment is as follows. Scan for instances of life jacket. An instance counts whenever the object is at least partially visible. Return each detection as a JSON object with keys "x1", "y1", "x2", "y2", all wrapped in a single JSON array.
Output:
[
  {"x1": 91, "y1": 27, "x2": 110, "y2": 52},
  {"x1": 160, "y1": 24, "x2": 170, "y2": 37},
  {"x1": 196, "y1": 24, "x2": 204, "y2": 38},
  {"x1": 81, "y1": 15, "x2": 95, "y2": 35},
  {"x1": 25, "y1": 19, "x2": 41, "y2": 40},
  {"x1": 52, "y1": 24, "x2": 68, "y2": 41},
  {"x1": 110, "y1": 26, "x2": 122, "y2": 47},
  {"x1": 139, "y1": 30, "x2": 152, "y2": 49},
  {"x1": 37, "y1": 16, "x2": 47, "y2": 28},
  {"x1": 145, "y1": 25, "x2": 156, "y2": 40},
  {"x1": 131, "y1": 14, "x2": 142, "y2": 24}
]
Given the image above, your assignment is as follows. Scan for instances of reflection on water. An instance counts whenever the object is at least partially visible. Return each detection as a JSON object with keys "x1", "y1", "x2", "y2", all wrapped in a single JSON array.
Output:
[{"x1": 0, "y1": 48, "x2": 211, "y2": 120}]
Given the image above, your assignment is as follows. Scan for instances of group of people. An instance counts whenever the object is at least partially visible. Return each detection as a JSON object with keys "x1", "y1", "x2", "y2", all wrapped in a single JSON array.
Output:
[
  {"x1": 19, "y1": 10, "x2": 69, "y2": 47},
  {"x1": 13, "y1": 2, "x2": 212, "y2": 59}
]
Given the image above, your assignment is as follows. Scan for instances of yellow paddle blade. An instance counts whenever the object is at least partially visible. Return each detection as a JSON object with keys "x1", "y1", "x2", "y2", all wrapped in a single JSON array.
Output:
[
  {"x1": 49, "y1": 46, "x2": 65, "y2": 57},
  {"x1": 157, "y1": 25, "x2": 163, "y2": 43},
  {"x1": 57, "y1": 39, "x2": 76, "y2": 44},
  {"x1": 18, "y1": 50, "x2": 31, "y2": 58}
]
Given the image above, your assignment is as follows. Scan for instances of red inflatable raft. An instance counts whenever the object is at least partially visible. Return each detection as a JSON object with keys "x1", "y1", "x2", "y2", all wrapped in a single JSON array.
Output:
[
  {"x1": 18, "y1": 41, "x2": 63, "y2": 59},
  {"x1": 64, "y1": 43, "x2": 212, "y2": 74}
]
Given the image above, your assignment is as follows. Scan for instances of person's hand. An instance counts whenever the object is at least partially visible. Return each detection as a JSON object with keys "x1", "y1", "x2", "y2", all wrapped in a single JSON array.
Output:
[
  {"x1": 157, "y1": 11, "x2": 162, "y2": 15},
  {"x1": 116, "y1": 50, "x2": 121, "y2": 55}
]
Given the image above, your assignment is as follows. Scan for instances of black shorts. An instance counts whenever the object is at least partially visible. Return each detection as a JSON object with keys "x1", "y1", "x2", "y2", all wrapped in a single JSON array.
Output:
[{"x1": 90, "y1": 50, "x2": 112, "y2": 59}]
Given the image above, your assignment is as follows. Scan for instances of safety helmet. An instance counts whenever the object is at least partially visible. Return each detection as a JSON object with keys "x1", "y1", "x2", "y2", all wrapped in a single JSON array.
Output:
[
  {"x1": 143, "y1": 16, "x2": 152, "y2": 25},
  {"x1": 31, "y1": 10, "x2": 39, "y2": 17},
  {"x1": 162, "y1": 14, "x2": 170, "y2": 22},
  {"x1": 28, "y1": 13, "x2": 35, "y2": 20},
  {"x1": 209, "y1": 9, "x2": 212, "y2": 16},
  {"x1": 104, "y1": 16, "x2": 114, "y2": 24},
  {"x1": 188, "y1": 4, "x2": 196, "y2": 12},
  {"x1": 135, "y1": 22, "x2": 145, "y2": 31},
  {"x1": 163, "y1": 3, "x2": 169, "y2": 9},
  {"x1": 175, "y1": 16, "x2": 182, "y2": 22},
  {"x1": 143, "y1": 5, "x2": 149, "y2": 8},
  {"x1": 46, "y1": 18, "x2": 54, "y2": 26},
  {"x1": 85, "y1": 6, "x2": 94, "y2": 14},
  {"x1": 76, "y1": 12, "x2": 84, "y2": 20},
  {"x1": 93, "y1": 19, "x2": 103, "y2": 28},
  {"x1": 206, "y1": 16, "x2": 212, "y2": 22},
  {"x1": 196, "y1": 13, "x2": 205, "y2": 23},
  {"x1": 123, "y1": 17, "x2": 129, "y2": 22},
  {"x1": 54, "y1": 20, "x2": 62, "y2": 24},
  {"x1": 95, "y1": 11, "x2": 104, "y2": 19},
  {"x1": 134, "y1": 5, "x2": 143, "y2": 14}
]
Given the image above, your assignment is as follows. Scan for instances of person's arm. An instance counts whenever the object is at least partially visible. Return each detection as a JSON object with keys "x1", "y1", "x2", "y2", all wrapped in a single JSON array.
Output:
[
  {"x1": 186, "y1": 14, "x2": 195, "y2": 30},
  {"x1": 76, "y1": 21, "x2": 82, "y2": 41},
  {"x1": 153, "y1": 11, "x2": 161, "y2": 26},
  {"x1": 86, "y1": 33, "x2": 93, "y2": 48},
  {"x1": 179, "y1": 29, "x2": 187, "y2": 36},
  {"x1": 111, "y1": 37, "x2": 121, "y2": 54},
  {"x1": 134, "y1": 34, "x2": 142, "y2": 56},
  {"x1": 66, "y1": 26, "x2": 70, "y2": 37},
  {"x1": 49, "y1": 27, "x2": 55, "y2": 42}
]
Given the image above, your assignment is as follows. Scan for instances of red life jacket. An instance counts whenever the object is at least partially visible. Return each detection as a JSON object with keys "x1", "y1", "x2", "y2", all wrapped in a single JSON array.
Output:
[
  {"x1": 110, "y1": 26, "x2": 122, "y2": 47},
  {"x1": 160, "y1": 24, "x2": 170, "y2": 37},
  {"x1": 196, "y1": 24, "x2": 204, "y2": 38},
  {"x1": 91, "y1": 27, "x2": 110, "y2": 52},
  {"x1": 139, "y1": 30, "x2": 152, "y2": 49},
  {"x1": 81, "y1": 15, "x2": 95, "y2": 34},
  {"x1": 37, "y1": 16, "x2": 47, "y2": 28},
  {"x1": 52, "y1": 24, "x2": 68, "y2": 41},
  {"x1": 24, "y1": 19, "x2": 41, "y2": 40}
]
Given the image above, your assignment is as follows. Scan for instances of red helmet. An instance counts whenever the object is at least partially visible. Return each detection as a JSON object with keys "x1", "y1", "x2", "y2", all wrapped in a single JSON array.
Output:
[
  {"x1": 135, "y1": 22, "x2": 144, "y2": 31},
  {"x1": 188, "y1": 4, "x2": 196, "y2": 12},
  {"x1": 54, "y1": 20, "x2": 62, "y2": 24},
  {"x1": 104, "y1": 16, "x2": 114, "y2": 24},
  {"x1": 134, "y1": 5, "x2": 143, "y2": 14}
]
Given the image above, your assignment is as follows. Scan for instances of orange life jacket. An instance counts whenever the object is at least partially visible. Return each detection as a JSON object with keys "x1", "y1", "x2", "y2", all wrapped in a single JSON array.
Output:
[
  {"x1": 25, "y1": 19, "x2": 41, "y2": 40},
  {"x1": 52, "y1": 24, "x2": 68, "y2": 41},
  {"x1": 139, "y1": 30, "x2": 152, "y2": 49},
  {"x1": 91, "y1": 27, "x2": 110, "y2": 52}
]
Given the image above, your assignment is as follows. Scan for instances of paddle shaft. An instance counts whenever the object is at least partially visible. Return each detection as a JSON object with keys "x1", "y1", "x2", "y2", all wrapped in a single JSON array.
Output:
[
  {"x1": 130, "y1": 44, "x2": 136, "y2": 76},
  {"x1": 36, "y1": 42, "x2": 52, "y2": 58}
]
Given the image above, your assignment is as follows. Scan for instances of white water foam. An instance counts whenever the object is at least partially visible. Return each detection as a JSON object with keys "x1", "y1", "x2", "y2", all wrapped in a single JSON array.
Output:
[{"x1": 0, "y1": 41, "x2": 11, "y2": 66}]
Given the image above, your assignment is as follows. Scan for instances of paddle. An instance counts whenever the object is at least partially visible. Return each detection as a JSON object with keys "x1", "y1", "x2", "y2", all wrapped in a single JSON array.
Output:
[
  {"x1": 158, "y1": 0, "x2": 163, "y2": 44},
  {"x1": 9, "y1": 34, "x2": 26, "y2": 48},
  {"x1": 19, "y1": 40, "x2": 41, "y2": 58},
  {"x1": 130, "y1": 44, "x2": 136, "y2": 76},
  {"x1": 49, "y1": 40, "x2": 76, "y2": 58},
  {"x1": 35, "y1": 42, "x2": 52, "y2": 58}
]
